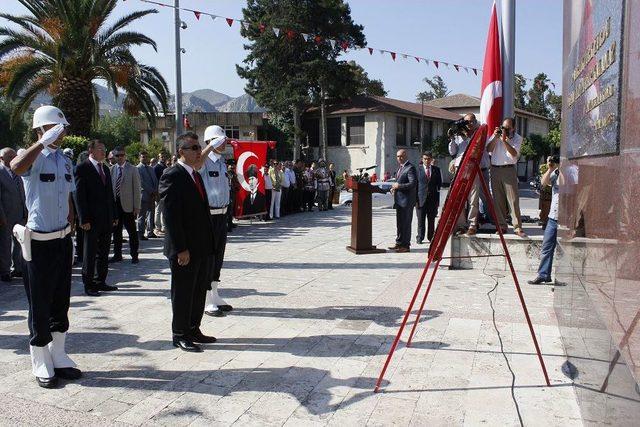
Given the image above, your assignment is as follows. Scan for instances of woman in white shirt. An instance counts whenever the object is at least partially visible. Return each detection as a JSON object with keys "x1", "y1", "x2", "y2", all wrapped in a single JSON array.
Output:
[{"x1": 268, "y1": 162, "x2": 284, "y2": 219}]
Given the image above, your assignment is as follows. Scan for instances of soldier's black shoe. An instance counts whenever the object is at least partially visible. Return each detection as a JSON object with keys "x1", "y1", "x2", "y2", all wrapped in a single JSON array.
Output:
[
  {"x1": 218, "y1": 305, "x2": 233, "y2": 312},
  {"x1": 36, "y1": 376, "x2": 58, "y2": 388},
  {"x1": 204, "y1": 309, "x2": 226, "y2": 317},
  {"x1": 55, "y1": 367, "x2": 82, "y2": 380},
  {"x1": 172, "y1": 338, "x2": 202, "y2": 352},
  {"x1": 84, "y1": 287, "x2": 100, "y2": 297}
]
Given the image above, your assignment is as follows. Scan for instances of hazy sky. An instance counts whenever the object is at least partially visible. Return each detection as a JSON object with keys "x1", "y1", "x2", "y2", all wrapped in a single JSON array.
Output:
[{"x1": 2, "y1": 0, "x2": 562, "y2": 101}]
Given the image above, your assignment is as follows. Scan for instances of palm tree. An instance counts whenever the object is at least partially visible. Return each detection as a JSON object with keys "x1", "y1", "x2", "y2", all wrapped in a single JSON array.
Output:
[{"x1": 0, "y1": 0, "x2": 169, "y2": 136}]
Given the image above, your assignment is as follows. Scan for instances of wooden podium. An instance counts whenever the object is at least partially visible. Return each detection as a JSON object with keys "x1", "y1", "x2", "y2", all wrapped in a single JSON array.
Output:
[{"x1": 346, "y1": 179, "x2": 386, "y2": 254}]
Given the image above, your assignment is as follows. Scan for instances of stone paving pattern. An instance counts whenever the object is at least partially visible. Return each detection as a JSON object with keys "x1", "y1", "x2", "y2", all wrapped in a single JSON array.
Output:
[{"x1": 0, "y1": 206, "x2": 582, "y2": 426}]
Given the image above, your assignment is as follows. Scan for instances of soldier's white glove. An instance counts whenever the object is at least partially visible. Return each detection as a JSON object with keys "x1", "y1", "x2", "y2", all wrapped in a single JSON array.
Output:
[
  {"x1": 208, "y1": 136, "x2": 226, "y2": 149},
  {"x1": 38, "y1": 124, "x2": 65, "y2": 148}
]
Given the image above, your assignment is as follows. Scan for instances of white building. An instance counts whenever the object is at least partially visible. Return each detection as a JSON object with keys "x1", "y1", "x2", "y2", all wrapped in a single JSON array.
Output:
[{"x1": 302, "y1": 96, "x2": 460, "y2": 180}]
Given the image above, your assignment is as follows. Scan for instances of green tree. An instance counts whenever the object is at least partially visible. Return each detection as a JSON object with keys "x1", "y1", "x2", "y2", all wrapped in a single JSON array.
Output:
[
  {"x1": 526, "y1": 73, "x2": 550, "y2": 117},
  {"x1": 416, "y1": 75, "x2": 449, "y2": 103},
  {"x1": 0, "y1": 0, "x2": 169, "y2": 136},
  {"x1": 427, "y1": 134, "x2": 449, "y2": 158},
  {"x1": 60, "y1": 135, "x2": 90, "y2": 161},
  {"x1": 345, "y1": 61, "x2": 386, "y2": 97},
  {"x1": 91, "y1": 114, "x2": 139, "y2": 152},
  {"x1": 0, "y1": 97, "x2": 29, "y2": 148},
  {"x1": 514, "y1": 74, "x2": 527, "y2": 110},
  {"x1": 546, "y1": 92, "x2": 562, "y2": 130},
  {"x1": 125, "y1": 139, "x2": 165, "y2": 165},
  {"x1": 237, "y1": 0, "x2": 365, "y2": 158}
]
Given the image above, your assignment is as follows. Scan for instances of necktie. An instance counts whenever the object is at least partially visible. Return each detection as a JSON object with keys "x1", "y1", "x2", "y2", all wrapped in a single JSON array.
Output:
[
  {"x1": 426, "y1": 166, "x2": 431, "y2": 180},
  {"x1": 98, "y1": 164, "x2": 106, "y2": 185},
  {"x1": 115, "y1": 166, "x2": 122, "y2": 197},
  {"x1": 192, "y1": 171, "x2": 206, "y2": 201}
]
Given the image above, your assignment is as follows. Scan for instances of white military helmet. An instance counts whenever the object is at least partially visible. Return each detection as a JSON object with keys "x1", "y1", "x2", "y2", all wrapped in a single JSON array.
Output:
[
  {"x1": 32, "y1": 105, "x2": 70, "y2": 129},
  {"x1": 204, "y1": 125, "x2": 226, "y2": 142}
]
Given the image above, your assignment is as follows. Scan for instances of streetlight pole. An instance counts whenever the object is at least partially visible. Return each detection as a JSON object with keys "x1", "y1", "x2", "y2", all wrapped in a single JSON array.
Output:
[
  {"x1": 420, "y1": 98, "x2": 425, "y2": 150},
  {"x1": 174, "y1": 0, "x2": 183, "y2": 150},
  {"x1": 501, "y1": 0, "x2": 515, "y2": 120}
]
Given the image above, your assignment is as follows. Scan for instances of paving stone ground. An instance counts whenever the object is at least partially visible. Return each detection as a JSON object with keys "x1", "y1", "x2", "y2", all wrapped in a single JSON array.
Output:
[{"x1": 0, "y1": 205, "x2": 582, "y2": 426}]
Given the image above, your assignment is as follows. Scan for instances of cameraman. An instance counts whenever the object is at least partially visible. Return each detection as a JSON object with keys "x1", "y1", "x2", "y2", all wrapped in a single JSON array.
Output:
[
  {"x1": 448, "y1": 113, "x2": 488, "y2": 235},
  {"x1": 528, "y1": 155, "x2": 560, "y2": 284},
  {"x1": 487, "y1": 117, "x2": 526, "y2": 237}
]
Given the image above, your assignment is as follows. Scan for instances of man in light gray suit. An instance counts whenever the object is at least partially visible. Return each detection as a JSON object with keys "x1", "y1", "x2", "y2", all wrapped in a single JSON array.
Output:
[
  {"x1": 110, "y1": 147, "x2": 142, "y2": 263},
  {"x1": 0, "y1": 147, "x2": 28, "y2": 282},
  {"x1": 136, "y1": 151, "x2": 158, "y2": 240}
]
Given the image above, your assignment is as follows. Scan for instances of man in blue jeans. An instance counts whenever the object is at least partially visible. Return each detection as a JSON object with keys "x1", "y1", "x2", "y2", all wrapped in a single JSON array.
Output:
[{"x1": 528, "y1": 156, "x2": 560, "y2": 285}]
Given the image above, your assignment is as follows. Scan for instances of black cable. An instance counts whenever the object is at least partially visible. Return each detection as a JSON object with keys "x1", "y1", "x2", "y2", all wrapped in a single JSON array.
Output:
[{"x1": 483, "y1": 260, "x2": 524, "y2": 427}]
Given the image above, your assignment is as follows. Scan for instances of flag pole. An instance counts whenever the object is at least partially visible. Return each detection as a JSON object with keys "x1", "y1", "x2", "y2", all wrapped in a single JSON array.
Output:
[{"x1": 501, "y1": 0, "x2": 515, "y2": 119}]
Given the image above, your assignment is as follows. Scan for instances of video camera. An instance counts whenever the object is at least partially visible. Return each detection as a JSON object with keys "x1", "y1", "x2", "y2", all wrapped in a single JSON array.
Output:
[{"x1": 447, "y1": 118, "x2": 471, "y2": 137}]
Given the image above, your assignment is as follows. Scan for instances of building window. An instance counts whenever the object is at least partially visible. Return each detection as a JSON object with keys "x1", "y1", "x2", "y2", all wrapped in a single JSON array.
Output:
[
  {"x1": 396, "y1": 116, "x2": 407, "y2": 146},
  {"x1": 516, "y1": 116, "x2": 529, "y2": 136},
  {"x1": 346, "y1": 116, "x2": 365, "y2": 146},
  {"x1": 327, "y1": 117, "x2": 342, "y2": 146},
  {"x1": 410, "y1": 118, "x2": 420, "y2": 145},
  {"x1": 223, "y1": 126, "x2": 240, "y2": 139},
  {"x1": 423, "y1": 120, "x2": 433, "y2": 144}
]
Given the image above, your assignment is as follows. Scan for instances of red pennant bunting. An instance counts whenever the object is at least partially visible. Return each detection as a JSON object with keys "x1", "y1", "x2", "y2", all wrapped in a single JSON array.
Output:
[
  {"x1": 340, "y1": 40, "x2": 349, "y2": 51},
  {"x1": 390, "y1": 52, "x2": 396, "y2": 61},
  {"x1": 434, "y1": 60, "x2": 439, "y2": 68},
  {"x1": 286, "y1": 29, "x2": 296, "y2": 40},
  {"x1": 314, "y1": 35, "x2": 323, "y2": 44},
  {"x1": 259, "y1": 23, "x2": 266, "y2": 33},
  {"x1": 193, "y1": 11, "x2": 201, "y2": 20},
  {"x1": 226, "y1": 18, "x2": 233, "y2": 27},
  {"x1": 473, "y1": 68, "x2": 477, "y2": 75},
  {"x1": 454, "y1": 64, "x2": 459, "y2": 71},
  {"x1": 368, "y1": 47, "x2": 373, "y2": 55}
]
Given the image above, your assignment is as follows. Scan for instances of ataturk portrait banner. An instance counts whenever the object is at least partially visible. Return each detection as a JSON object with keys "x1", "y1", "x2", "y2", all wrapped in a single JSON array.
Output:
[{"x1": 229, "y1": 140, "x2": 276, "y2": 218}]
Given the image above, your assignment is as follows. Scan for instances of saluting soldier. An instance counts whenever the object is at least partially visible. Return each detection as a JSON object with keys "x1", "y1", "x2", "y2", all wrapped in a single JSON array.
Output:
[
  {"x1": 199, "y1": 125, "x2": 233, "y2": 317},
  {"x1": 10, "y1": 106, "x2": 82, "y2": 388}
]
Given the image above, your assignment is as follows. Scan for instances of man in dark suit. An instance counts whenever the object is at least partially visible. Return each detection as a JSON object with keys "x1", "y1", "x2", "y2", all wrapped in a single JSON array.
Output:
[
  {"x1": 241, "y1": 164, "x2": 266, "y2": 216},
  {"x1": 160, "y1": 132, "x2": 216, "y2": 352},
  {"x1": 74, "y1": 140, "x2": 117, "y2": 296},
  {"x1": 415, "y1": 151, "x2": 442, "y2": 244},
  {"x1": 389, "y1": 149, "x2": 417, "y2": 253}
]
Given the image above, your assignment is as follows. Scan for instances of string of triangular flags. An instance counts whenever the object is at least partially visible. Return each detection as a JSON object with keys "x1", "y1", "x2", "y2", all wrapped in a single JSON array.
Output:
[{"x1": 127, "y1": 0, "x2": 556, "y2": 89}]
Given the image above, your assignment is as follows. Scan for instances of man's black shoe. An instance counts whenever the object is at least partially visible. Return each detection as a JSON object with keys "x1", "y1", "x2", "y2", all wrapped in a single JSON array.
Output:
[
  {"x1": 96, "y1": 283, "x2": 118, "y2": 292},
  {"x1": 172, "y1": 338, "x2": 202, "y2": 352},
  {"x1": 54, "y1": 367, "x2": 82, "y2": 380},
  {"x1": 146, "y1": 232, "x2": 159, "y2": 239},
  {"x1": 10, "y1": 270, "x2": 22, "y2": 278},
  {"x1": 36, "y1": 376, "x2": 58, "y2": 388},
  {"x1": 109, "y1": 255, "x2": 123, "y2": 263},
  {"x1": 84, "y1": 287, "x2": 100, "y2": 297},
  {"x1": 218, "y1": 305, "x2": 233, "y2": 312},
  {"x1": 527, "y1": 277, "x2": 552, "y2": 285},
  {"x1": 131, "y1": 257, "x2": 139, "y2": 264},
  {"x1": 204, "y1": 309, "x2": 226, "y2": 317},
  {"x1": 190, "y1": 331, "x2": 217, "y2": 344},
  {"x1": 0, "y1": 274, "x2": 11, "y2": 282}
]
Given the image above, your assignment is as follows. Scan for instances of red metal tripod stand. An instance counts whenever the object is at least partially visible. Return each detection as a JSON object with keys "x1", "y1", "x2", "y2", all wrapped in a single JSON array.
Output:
[{"x1": 374, "y1": 124, "x2": 551, "y2": 392}]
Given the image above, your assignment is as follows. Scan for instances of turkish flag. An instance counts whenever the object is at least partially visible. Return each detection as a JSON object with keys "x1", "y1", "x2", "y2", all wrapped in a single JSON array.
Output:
[
  {"x1": 479, "y1": 1, "x2": 503, "y2": 134},
  {"x1": 229, "y1": 140, "x2": 276, "y2": 218}
]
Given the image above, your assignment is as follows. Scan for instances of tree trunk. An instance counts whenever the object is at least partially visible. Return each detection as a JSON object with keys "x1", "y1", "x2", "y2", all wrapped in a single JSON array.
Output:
[
  {"x1": 53, "y1": 77, "x2": 95, "y2": 137},
  {"x1": 319, "y1": 86, "x2": 328, "y2": 161},
  {"x1": 292, "y1": 104, "x2": 302, "y2": 160}
]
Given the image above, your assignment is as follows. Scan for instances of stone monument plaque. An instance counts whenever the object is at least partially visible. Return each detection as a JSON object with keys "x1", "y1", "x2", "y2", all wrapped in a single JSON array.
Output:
[{"x1": 564, "y1": 0, "x2": 625, "y2": 158}]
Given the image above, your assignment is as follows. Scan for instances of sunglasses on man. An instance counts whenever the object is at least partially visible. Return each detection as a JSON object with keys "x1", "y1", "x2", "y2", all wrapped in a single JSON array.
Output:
[{"x1": 182, "y1": 144, "x2": 202, "y2": 151}]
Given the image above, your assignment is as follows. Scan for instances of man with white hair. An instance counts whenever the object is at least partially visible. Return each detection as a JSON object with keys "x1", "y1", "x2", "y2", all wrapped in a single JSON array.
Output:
[
  {"x1": 198, "y1": 125, "x2": 233, "y2": 317},
  {"x1": 10, "y1": 105, "x2": 82, "y2": 388},
  {"x1": 0, "y1": 147, "x2": 27, "y2": 282}
]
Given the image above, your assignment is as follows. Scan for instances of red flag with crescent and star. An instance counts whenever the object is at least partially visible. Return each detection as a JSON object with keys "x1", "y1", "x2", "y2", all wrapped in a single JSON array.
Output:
[
  {"x1": 229, "y1": 140, "x2": 276, "y2": 218},
  {"x1": 479, "y1": 1, "x2": 503, "y2": 136}
]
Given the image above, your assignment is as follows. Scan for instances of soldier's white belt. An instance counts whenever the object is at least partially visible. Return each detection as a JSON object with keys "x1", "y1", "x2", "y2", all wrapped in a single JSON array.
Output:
[
  {"x1": 209, "y1": 206, "x2": 228, "y2": 215},
  {"x1": 31, "y1": 225, "x2": 72, "y2": 241}
]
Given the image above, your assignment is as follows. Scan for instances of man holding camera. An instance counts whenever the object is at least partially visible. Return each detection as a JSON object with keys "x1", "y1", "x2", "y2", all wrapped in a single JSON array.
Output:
[
  {"x1": 448, "y1": 113, "x2": 488, "y2": 235},
  {"x1": 528, "y1": 156, "x2": 560, "y2": 284},
  {"x1": 487, "y1": 118, "x2": 526, "y2": 237}
]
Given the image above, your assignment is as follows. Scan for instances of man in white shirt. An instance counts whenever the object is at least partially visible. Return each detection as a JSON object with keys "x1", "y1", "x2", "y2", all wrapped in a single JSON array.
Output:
[
  {"x1": 281, "y1": 162, "x2": 292, "y2": 215},
  {"x1": 486, "y1": 117, "x2": 526, "y2": 237}
]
